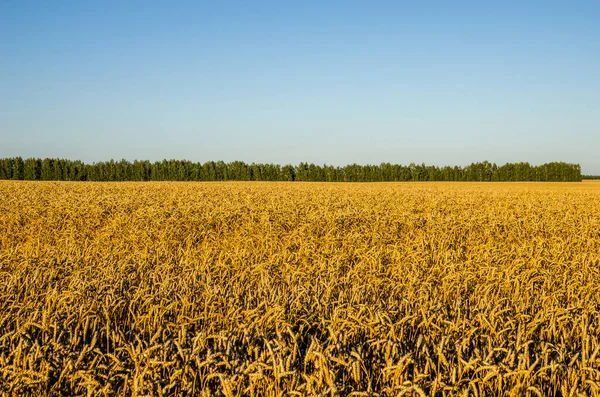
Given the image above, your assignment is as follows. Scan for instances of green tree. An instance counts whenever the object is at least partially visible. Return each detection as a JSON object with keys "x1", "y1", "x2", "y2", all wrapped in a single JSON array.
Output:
[{"x1": 13, "y1": 157, "x2": 25, "y2": 180}]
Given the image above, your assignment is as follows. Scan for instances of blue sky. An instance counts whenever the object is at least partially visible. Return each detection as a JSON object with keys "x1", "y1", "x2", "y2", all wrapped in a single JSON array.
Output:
[{"x1": 1, "y1": 1, "x2": 599, "y2": 173}]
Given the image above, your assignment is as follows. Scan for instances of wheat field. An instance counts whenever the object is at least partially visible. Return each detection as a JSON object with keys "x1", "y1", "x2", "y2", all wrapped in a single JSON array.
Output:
[{"x1": 1, "y1": 181, "x2": 599, "y2": 396}]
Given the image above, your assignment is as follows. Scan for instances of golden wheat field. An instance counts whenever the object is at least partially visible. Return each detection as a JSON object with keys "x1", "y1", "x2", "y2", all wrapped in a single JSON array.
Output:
[{"x1": 1, "y1": 181, "x2": 600, "y2": 396}]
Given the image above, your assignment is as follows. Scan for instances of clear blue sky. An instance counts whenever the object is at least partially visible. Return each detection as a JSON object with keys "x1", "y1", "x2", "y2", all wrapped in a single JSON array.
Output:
[{"x1": 1, "y1": 1, "x2": 599, "y2": 173}]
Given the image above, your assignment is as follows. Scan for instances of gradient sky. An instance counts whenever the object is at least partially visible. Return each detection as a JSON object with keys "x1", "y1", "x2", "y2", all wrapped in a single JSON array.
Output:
[{"x1": 1, "y1": 1, "x2": 599, "y2": 173}]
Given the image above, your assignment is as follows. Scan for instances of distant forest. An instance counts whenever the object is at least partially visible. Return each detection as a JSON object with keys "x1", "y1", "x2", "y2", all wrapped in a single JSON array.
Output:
[
  {"x1": 0, "y1": 157, "x2": 583, "y2": 182},
  {"x1": 583, "y1": 175, "x2": 600, "y2": 180}
]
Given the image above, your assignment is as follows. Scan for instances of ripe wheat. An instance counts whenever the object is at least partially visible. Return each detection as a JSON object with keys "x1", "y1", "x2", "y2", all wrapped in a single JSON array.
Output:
[{"x1": 1, "y1": 181, "x2": 599, "y2": 396}]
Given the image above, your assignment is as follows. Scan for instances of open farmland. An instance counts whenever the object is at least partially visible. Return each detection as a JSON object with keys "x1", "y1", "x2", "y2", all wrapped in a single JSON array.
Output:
[{"x1": 1, "y1": 181, "x2": 600, "y2": 396}]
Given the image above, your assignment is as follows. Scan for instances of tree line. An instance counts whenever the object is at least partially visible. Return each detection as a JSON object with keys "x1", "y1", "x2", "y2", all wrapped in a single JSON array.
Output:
[
  {"x1": 583, "y1": 175, "x2": 600, "y2": 180},
  {"x1": 0, "y1": 157, "x2": 582, "y2": 182}
]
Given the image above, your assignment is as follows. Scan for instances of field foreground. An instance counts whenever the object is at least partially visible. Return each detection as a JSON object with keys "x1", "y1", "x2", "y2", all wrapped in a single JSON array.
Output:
[{"x1": 1, "y1": 181, "x2": 600, "y2": 396}]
